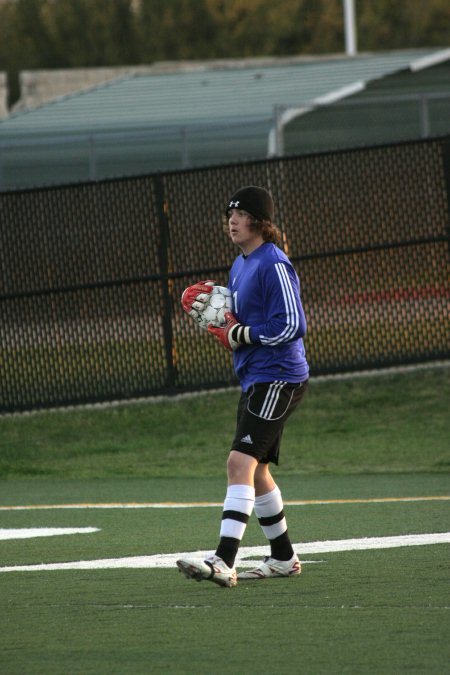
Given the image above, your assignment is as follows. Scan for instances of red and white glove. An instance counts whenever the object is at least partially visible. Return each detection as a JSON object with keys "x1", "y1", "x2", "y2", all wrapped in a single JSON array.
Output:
[
  {"x1": 181, "y1": 280, "x2": 216, "y2": 321},
  {"x1": 208, "y1": 312, "x2": 253, "y2": 352}
]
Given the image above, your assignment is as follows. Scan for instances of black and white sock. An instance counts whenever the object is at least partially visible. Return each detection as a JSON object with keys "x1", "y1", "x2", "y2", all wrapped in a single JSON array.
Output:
[
  {"x1": 215, "y1": 484, "x2": 255, "y2": 568},
  {"x1": 254, "y1": 486, "x2": 294, "y2": 561}
]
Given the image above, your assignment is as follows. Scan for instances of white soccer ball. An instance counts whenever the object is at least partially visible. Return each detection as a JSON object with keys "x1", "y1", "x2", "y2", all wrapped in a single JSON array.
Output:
[{"x1": 194, "y1": 285, "x2": 233, "y2": 331}]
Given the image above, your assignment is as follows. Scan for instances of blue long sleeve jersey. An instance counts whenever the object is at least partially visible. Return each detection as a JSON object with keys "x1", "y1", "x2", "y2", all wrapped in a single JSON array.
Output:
[{"x1": 228, "y1": 242, "x2": 309, "y2": 392}]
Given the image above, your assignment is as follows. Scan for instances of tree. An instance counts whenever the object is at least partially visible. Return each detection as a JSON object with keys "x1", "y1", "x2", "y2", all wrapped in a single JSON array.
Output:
[
  {"x1": 138, "y1": 0, "x2": 218, "y2": 61},
  {"x1": 357, "y1": 0, "x2": 450, "y2": 51},
  {"x1": 39, "y1": 0, "x2": 139, "y2": 67},
  {"x1": 0, "y1": 0, "x2": 448, "y2": 109}
]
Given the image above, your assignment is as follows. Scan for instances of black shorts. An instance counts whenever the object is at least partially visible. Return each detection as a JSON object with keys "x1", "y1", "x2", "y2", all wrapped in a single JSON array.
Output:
[{"x1": 231, "y1": 380, "x2": 308, "y2": 465}]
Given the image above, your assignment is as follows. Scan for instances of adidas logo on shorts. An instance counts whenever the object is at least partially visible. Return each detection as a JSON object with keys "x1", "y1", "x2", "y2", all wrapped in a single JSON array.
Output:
[{"x1": 241, "y1": 434, "x2": 253, "y2": 444}]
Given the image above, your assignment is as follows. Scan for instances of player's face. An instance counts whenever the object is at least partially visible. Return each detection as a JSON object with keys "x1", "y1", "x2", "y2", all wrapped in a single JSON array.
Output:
[{"x1": 228, "y1": 209, "x2": 263, "y2": 255}]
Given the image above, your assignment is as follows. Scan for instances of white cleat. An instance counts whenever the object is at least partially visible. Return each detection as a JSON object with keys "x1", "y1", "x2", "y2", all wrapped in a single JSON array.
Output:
[
  {"x1": 237, "y1": 554, "x2": 301, "y2": 580},
  {"x1": 176, "y1": 555, "x2": 237, "y2": 588}
]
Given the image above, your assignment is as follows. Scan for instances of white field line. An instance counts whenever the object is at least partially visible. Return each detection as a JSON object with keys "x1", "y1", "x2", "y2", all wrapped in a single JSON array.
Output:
[
  {"x1": 1, "y1": 533, "x2": 449, "y2": 573},
  {"x1": 0, "y1": 527, "x2": 99, "y2": 540},
  {"x1": 1, "y1": 495, "x2": 449, "y2": 511}
]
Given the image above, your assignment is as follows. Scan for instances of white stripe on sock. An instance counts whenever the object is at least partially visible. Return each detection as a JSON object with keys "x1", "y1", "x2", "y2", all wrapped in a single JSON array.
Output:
[
  {"x1": 220, "y1": 484, "x2": 255, "y2": 541},
  {"x1": 254, "y1": 486, "x2": 288, "y2": 541}
]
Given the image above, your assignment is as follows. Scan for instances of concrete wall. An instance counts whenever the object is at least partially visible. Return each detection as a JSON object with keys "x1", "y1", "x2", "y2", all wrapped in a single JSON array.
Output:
[{"x1": 12, "y1": 67, "x2": 157, "y2": 111}]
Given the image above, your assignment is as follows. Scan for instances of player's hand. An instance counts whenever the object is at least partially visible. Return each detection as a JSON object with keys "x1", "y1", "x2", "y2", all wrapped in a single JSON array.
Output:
[
  {"x1": 181, "y1": 280, "x2": 216, "y2": 317},
  {"x1": 207, "y1": 312, "x2": 252, "y2": 352}
]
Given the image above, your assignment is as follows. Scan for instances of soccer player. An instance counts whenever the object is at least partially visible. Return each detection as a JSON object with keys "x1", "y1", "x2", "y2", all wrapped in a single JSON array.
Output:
[{"x1": 177, "y1": 186, "x2": 309, "y2": 587}]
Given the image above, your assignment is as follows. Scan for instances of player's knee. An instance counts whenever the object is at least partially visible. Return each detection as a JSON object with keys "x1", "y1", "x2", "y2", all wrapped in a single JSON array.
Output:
[
  {"x1": 227, "y1": 450, "x2": 257, "y2": 484},
  {"x1": 226, "y1": 452, "x2": 238, "y2": 480}
]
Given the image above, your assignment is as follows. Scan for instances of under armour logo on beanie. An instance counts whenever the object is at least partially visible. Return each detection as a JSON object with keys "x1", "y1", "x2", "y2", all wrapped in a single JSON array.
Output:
[{"x1": 226, "y1": 186, "x2": 274, "y2": 222}]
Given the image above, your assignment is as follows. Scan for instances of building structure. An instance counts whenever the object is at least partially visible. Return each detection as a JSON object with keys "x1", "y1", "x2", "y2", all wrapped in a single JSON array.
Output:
[{"x1": 0, "y1": 48, "x2": 449, "y2": 190}]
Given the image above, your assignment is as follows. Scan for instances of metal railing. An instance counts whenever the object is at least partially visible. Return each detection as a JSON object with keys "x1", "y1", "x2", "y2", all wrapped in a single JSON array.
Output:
[{"x1": 0, "y1": 92, "x2": 449, "y2": 191}]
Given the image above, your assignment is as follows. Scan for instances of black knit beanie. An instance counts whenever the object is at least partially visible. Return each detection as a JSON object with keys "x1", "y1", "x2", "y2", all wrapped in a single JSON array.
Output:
[{"x1": 226, "y1": 186, "x2": 274, "y2": 222}]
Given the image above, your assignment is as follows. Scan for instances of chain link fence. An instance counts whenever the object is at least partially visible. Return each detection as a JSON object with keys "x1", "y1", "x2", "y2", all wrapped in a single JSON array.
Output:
[{"x1": 1, "y1": 137, "x2": 449, "y2": 413}]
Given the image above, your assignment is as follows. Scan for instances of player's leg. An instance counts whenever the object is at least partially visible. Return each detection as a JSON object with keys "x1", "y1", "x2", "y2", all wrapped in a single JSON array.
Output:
[
  {"x1": 237, "y1": 381, "x2": 308, "y2": 580},
  {"x1": 254, "y1": 463, "x2": 297, "y2": 561},
  {"x1": 176, "y1": 428, "x2": 258, "y2": 587},
  {"x1": 213, "y1": 450, "x2": 257, "y2": 569},
  {"x1": 238, "y1": 463, "x2": 300, "y2": 580},
  {"x1": 176, "y1": 452, "x2": 256, "y2": 587},
  {"x1": 177, "y1": 382, "x2": 307, "y2": 586},
  {"x1": 254, "y1": 461, "x2": 276, "y2": 495}
]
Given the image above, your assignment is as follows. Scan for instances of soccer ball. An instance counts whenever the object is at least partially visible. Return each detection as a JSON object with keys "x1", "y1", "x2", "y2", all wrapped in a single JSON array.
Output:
[{"x1": 195, "y1": 286, "x2": 233, "y2": 331}]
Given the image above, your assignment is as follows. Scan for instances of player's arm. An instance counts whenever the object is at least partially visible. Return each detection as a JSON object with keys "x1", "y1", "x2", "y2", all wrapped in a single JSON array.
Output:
[
  {"x1": 250, "y1": 262, "x2": 306, "y2": 345},
  {"x1": 208, "y1": 312, "x2": 252, "y2": 352}
]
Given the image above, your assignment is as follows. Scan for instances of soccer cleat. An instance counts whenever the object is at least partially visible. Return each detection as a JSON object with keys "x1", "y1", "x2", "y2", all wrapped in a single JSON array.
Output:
[
  {"x1": 237, "y1": 554, "x2": 301, "y2": 580},
  {"x1": 176, "y1": 555, "x2": 237, "y2": 588}
]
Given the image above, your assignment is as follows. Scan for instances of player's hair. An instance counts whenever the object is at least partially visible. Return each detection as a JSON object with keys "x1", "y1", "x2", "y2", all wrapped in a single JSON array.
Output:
[
  {"x1": 256, "y1": 218, "x2": 282, "y2": 246},
  {"x1": 222, "y1": 216, "x2": 282, "y2": 246}
]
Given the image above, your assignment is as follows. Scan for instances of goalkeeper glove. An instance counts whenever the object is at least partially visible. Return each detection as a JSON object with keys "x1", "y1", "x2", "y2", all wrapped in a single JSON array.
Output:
[
  {"x1": 208, "y1": 312, "x2": 253, "y2": 352},
  {"x1": 181, "y1": 280, "x2": 216, "y2": 319}
]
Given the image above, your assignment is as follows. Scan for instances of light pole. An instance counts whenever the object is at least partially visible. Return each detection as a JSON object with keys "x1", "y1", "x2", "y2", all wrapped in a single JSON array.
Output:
[{"x1": 343, "y1": 0, "x2": 357, "y2": 56}]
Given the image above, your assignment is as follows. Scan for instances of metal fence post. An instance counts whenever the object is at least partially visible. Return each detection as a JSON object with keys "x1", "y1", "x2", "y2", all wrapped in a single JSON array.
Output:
[
  {"x1": 181, "y1": 127, "x2": 190, "y2": 169},
  {"x1": 272, "y1": 105, "x2": 285, "y2": 156},
  {"x1": 441, "y1": 138, "x2": 450, "y2": 259},
  {"x1": 420, "y1": 96, "x2": 430, "y2": 138},
  {"x1": 88, "y1": 135, "x2": 97, "y2": 181},
  {"x1": 154, "y1": 175, "x2": 177, "y2": 389}
]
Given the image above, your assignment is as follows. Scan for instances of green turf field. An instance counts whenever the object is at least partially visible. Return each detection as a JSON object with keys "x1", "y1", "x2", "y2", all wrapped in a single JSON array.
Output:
[
  {"x1": 1, "y1": 366, "x2": 449, "y2": 674},
  {"x1": 1, "y1": 365, "x2": 449, "y2": 479}
]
